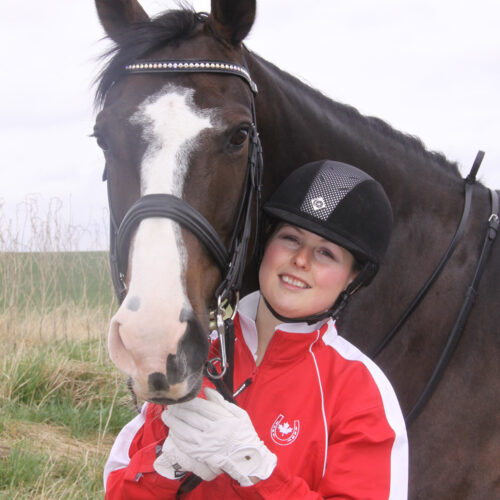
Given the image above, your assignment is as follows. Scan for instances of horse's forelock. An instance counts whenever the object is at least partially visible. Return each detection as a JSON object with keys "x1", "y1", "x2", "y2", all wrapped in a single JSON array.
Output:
[{"x1": 94, "y1": 7, "x2": 202, "y2": 108}]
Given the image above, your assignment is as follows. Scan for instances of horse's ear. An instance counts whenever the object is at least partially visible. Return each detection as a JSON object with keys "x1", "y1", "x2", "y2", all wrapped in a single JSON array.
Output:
[
  {"x1": 95, "y1": 0, "x2": 150, "y2": 43},
  {"x1": 209, "y1": 0, "x2": 256, "y2": 46}
]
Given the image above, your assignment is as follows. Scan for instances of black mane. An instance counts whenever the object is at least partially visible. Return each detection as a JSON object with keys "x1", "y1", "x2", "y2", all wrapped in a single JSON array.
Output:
[
  {"x1": 95, "y1": 8, "x2": 202, "y2": 107},
  {"x1": 253, "y1": 55, "x2": 461, "y2": 178}
]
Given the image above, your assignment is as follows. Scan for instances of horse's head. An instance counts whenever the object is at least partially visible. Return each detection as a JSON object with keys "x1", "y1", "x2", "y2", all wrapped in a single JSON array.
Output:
[{"x1": 94, "y1": 0, "x2": 258, "y2": 403}]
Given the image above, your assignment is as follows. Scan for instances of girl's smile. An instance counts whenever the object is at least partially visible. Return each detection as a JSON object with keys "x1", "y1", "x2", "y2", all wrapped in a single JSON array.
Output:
[{"x1": 279, "y1": 273, "x2": 311, "y2": 289}]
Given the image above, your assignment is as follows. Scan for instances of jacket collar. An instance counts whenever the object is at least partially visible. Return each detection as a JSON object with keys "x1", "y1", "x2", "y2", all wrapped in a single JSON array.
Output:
[
  {"x1": 238, "y1": 291, "x2": 335, "y2": 362},
  {"x1": 239, "y1": 291, "x2": 329, "y2": 333}
]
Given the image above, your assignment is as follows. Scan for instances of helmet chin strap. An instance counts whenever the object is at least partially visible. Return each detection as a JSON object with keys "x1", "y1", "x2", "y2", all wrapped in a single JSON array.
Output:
[
  {"x1": 260, "y1": 262, "x2": 377, "y2": 325},
  {"x1": 261, "y1": 291, "x2": 349, "y2": 325}
]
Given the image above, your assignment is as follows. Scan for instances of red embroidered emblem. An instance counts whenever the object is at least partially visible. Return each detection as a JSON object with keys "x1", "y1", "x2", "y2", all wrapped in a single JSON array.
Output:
[{"x1": 270, "y1": 414, "x2": 300, "y2": 446}]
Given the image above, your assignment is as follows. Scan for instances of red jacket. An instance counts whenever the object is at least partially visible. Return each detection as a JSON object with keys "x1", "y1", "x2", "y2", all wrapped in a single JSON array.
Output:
[{"x1": 104, "y1": 292, "x2": 408, "y2": 499}]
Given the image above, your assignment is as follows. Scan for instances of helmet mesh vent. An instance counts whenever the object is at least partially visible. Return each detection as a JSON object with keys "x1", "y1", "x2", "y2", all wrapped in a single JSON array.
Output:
[{"x1": 300, "y1": 163, "x2": 366, "y2": 221}]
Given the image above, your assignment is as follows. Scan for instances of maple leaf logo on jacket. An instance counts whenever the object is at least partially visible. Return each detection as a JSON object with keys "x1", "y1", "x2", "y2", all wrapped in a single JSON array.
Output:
[
  {"x1": 271, "y1": 414, "x2": 300, "y2": 446},
  {"x1": 279, "y1": 422, "x2": 293, "y2": 435}
]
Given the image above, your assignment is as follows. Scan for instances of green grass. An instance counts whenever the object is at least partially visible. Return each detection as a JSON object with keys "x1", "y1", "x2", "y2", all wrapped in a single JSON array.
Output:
[
  {"x1": 0, "y1": 441, "x2": 107, "y2": 499},
  {"x1": 0, "y1": 251, "x2": 115, "y2": 313},
  {"x1": 0, "y1": 336, "x2": 137, "y2": 499},
  {"x1": 1, "y1": 339, "x2": 136, "y2": 438},
  {"x1": 0, "y1": 250, "x2": 135, "y2": 499}
]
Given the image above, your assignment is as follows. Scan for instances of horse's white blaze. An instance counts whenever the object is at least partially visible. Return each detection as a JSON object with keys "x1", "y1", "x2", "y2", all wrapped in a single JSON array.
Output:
[{"x1": 108, "y1": 85, "x2": 216, "y2": 394}]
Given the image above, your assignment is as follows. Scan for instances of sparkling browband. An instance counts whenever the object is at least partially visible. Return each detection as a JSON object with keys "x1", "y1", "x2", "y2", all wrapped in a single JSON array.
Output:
[{"x1": 125, "y1": 59, "x2": 258, "y2": 95}]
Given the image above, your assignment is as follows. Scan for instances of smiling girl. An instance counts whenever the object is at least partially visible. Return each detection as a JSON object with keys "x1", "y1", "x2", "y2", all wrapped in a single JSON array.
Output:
[{"x1": 105, "y1": 160, "x2": 408, "y2": 499}]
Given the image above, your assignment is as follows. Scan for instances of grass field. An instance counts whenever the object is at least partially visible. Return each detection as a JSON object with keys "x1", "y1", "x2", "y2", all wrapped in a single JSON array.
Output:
[{"x1": 0, "y1": 250, "x2": 137, "y2": 499}]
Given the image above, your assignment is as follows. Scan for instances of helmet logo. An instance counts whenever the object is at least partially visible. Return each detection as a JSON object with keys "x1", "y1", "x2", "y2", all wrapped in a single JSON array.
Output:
[{"x1": 311, "y1": 197, "x2": 326, "y2": 211}]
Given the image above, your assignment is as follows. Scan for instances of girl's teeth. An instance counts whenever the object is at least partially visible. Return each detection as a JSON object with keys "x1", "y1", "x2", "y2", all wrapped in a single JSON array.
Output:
[{"x1": 282, "y1": 275, "x2": 308, "y2": 288}]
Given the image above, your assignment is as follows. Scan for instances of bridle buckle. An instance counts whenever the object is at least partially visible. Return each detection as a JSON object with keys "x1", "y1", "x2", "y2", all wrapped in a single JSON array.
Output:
[{"x1": 206, "y1": 292, "x2": 239, "y2": 380}]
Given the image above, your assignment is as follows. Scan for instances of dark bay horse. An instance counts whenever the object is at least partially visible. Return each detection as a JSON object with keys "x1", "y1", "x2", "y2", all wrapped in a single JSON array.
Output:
[{"x1": 93, "y1": 0, "x2": 499, "y2": 497}]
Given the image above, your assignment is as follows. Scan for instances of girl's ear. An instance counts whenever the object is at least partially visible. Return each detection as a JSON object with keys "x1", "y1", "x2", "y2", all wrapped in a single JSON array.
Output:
[
  {"x1": 346, "y1": 259, "x2": 362, "y2": 287},
  {"x1": 346, "y1": 271, "x2": 358, "y2": 287},
  {"x1": 95, "y1": 0, "x2": 150, "y2": 43},
  {"x1": 208, "y1": 0, "x2": 256, "y2": 46}
]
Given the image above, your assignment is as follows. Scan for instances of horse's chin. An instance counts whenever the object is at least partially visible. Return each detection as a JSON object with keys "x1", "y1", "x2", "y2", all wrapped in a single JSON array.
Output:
[
  {"x1": 134, "y1": 369, "x2": 204, "y2": 406},
  {"x1": 148, "y1": 392, "x2": 198, "y2": 406}
]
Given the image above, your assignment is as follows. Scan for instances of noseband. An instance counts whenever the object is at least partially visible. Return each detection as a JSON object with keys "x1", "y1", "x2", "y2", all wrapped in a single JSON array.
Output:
[{"x1": 103, "y1": 58, "x2": 263, "y2": 381}]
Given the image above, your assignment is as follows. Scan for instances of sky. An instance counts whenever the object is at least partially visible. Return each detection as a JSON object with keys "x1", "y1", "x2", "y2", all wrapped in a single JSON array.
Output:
[{"x1": 1, "y1": 0, "x2": 499, "y2": 250}]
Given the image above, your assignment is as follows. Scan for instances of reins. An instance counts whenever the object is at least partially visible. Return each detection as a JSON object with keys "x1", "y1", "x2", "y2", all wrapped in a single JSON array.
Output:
[
  {"x1": 371, "y1": 156, "x2": 478, "y2": 358},
  {"x1": 406, "y1": 185, "x2": 498, "y2": 425},
  {"x1": 372, "y1": 151, "x2": 499, "y2": 425}
]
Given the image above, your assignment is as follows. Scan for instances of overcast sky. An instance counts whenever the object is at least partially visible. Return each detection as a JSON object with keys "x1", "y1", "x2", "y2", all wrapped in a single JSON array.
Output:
[{"x1": 1, "y1": 0, "x2": 499, "y2": 250}]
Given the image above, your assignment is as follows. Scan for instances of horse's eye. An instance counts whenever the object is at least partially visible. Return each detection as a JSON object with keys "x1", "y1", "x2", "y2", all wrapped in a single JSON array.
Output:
[
  {"x1": 91, "y1": 132, "x2": 110, "y2": 151},
  {"x1": 229, "y1": 126, "x2": 250, "y2": 147}
]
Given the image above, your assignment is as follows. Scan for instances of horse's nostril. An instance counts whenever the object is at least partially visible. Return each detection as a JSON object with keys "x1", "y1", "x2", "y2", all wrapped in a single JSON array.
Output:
[
  {"x1": 166, "y1": 352, "x2": 188, "y2": 385},
  {"x1": 148, "y1": 372, "x2": 169, "y2": 392},
  {"x1": 108, "y1": 320, "x2": 136, "y2": 376},
  {"x1": 179, "y1": 306, "x2": 194, "y2": 322}
]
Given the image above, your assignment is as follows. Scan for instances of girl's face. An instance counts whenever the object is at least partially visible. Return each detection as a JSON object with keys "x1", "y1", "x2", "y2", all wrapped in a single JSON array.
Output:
[{"x1": 259, "y1": 224, "x2": 357, "y2": 319}]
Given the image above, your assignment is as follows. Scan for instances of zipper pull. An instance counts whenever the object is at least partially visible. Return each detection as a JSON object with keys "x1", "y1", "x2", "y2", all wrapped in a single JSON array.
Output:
[{"x1": 233, "y1": 377, "x2": 253, "y2": 398}]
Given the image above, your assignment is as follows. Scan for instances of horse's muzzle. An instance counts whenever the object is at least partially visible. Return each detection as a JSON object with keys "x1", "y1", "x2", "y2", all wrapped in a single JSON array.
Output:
[{"x1": 108, "y1": 308, "x2": 209, "y2": 403}]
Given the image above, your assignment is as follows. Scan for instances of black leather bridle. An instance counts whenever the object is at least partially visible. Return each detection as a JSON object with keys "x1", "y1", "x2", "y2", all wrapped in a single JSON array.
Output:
[{"x1": 103, "y1": 58, "x2": 263, "y2": 383}]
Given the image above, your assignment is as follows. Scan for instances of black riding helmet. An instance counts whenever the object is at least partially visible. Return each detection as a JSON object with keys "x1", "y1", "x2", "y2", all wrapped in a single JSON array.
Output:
[{"x1": 261, "y1": 159, "x2": 393, "y2": 323}]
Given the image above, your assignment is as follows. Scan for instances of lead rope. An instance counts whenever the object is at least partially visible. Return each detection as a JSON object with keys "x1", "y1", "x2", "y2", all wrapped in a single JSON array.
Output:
[{"x1": 177, "y1": 313, "x2": 237, "y2": 498}]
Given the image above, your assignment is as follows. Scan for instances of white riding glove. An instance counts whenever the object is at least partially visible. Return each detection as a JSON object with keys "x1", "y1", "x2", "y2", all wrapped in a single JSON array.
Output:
[
  {"x1": 163, "y1": 387, "x2": 277, "y2": 487},
  {"x1": 154, "y1": 428, "x2": 221, "y2": 481}
]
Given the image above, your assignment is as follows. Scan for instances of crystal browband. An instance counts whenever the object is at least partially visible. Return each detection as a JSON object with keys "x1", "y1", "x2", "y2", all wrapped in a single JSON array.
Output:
[{"x1": 125, "y1": 59, "x2": 258, "y2": 95}]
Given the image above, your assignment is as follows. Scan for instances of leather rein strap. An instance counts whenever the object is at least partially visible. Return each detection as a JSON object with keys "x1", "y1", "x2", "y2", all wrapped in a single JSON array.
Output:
[
  {"x1": 371, "y1": 151, "x2": 499, "y2": 424},
  {"x1": 405, "y1": 185, "x2": 498, "y2": 425}
]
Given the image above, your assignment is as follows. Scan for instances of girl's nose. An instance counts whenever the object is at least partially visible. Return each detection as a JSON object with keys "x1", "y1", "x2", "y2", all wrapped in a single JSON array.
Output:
[{"x1": 293, "y1": 246, "x2": 311, "y2": 269}]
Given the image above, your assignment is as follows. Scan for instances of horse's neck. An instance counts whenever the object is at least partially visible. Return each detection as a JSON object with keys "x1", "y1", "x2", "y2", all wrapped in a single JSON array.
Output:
[
  {"x1": 247, "y1": 53, "x2": 463, "y2": 204},
  {"x1": 246, "y1": 54, "x2": 473, "y2": 340}
]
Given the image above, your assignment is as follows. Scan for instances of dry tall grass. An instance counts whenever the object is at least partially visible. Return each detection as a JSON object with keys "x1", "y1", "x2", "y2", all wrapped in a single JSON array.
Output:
[
  {"x1": 0, "y1": 198, "x2": 135, "y2": 499},
  {"x1": 0, "y1": 196, "x2": 113, "y2": 346}
]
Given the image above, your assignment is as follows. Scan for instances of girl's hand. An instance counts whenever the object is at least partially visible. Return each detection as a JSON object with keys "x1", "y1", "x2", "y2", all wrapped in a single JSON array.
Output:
[
  {"x1": 163, "y1": 388, "x2": 277, "y2": 487},
  {"x1": 154, "y1": 432, "x2": 221, "y2": 481}
]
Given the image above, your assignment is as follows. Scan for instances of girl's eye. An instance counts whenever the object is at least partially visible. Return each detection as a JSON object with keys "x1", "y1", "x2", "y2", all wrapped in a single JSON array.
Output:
[
  {"x1": 321, "y1": 250, "x2": 334, "y2": 259},
  {"x1": 317, "y1": 248, "x2": 335, "y2": 260},
  {"x1": 229, "y1": 126, "x2": 250, "y2": 147},
  {"x1": 280, "y1": 234, "x2": 299, "y2": 243}
]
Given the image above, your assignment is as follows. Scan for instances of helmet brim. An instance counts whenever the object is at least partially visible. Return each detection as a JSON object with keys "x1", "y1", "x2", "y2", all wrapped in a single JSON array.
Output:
[{"x1": 263, "y1": 206, "x2": 371, "y2": 264}]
